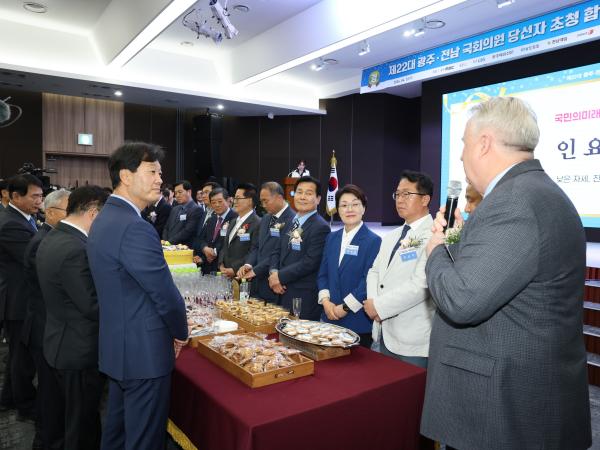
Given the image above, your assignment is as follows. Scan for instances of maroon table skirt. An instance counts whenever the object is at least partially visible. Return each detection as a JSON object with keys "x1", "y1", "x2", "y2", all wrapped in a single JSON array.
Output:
[{"x1": 170, "y1": 345, "x2": 426, "y2": 450}]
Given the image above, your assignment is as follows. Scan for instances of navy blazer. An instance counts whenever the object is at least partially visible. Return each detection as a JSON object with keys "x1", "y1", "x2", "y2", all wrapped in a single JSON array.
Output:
[
  {"x1": 270, "y1": 212, "x2": 330, "y2": 320},
  {"x1": 87, "y1": 196, "x2": 188, "y2": 381},
  {"x1": 317, "y1": 224, "x2": 381, "y2": 334},
  {"x1": 193, "y1": 209, "x2": 238, "y2": 274},
  {"x1": 162, "y1": 200, "x2": 202, "y2": 247},
  {"x1": 218, "y1": 212, "x2": 261, "y2": 273},
  {"x1": 245, "y1": 206, "x2": 295, "y2": 303}
]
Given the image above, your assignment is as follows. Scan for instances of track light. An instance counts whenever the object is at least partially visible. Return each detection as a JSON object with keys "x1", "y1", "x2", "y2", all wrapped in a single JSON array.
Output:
[
  {"x1": 496, "y1": 0, "x2": 515, "y2": 8},
  {"x1": 414, "y1": 28, "x2": 425, "y2": 37},
  {"x1": 403, "y1": 29, "x2": 415, "y2": 37}
]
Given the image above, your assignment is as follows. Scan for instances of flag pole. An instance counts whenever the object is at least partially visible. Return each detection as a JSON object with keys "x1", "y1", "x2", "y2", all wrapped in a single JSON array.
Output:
[{"x1": 326, "y1": 150, "x2": 338, "y2": 229}]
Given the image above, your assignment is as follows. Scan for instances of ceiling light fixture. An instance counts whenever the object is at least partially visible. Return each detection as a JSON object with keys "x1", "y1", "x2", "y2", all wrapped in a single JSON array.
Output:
[
  {"x1": 358, "y1": 40, "x2": 370, "y2": 56},
  {"x1": 496, "y1": 0, "x2": 515, "y2": 8},
  {"x1": 108, "y1": 0, "x2": 197, "y2": 67},
  {"x1": 217, "y1": 104, "x2": 224, "y2": 110},
  {"x1": 232, "y1": 4, "x2": 250, "y2": 13},
  {"x1": 114, "y1": 90, "x2": 123, "y2": 97},
  {"x1": 23, "y1": 2, "x2": 47, "y2": 13},
  {"x1": 180, "y1": 41, "x2": 194, "y2": 46},
  {"x1": 425, "y1": 19, "x2": 445, "y2": 29},
  {"x1": 311, "y1": 58, "x2": 325, "y2": 72},
  {"x1": 403, "y1": 29, "x2": 416, "y2": 37},
  {"x1": 414, "y1": 28, "x2": 425, "y2": 37}
]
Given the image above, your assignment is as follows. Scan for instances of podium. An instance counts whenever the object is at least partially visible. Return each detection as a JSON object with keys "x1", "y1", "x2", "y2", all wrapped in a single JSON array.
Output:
[{"x1": 283, "y1": 177, "x2": 296, "y2": 210}]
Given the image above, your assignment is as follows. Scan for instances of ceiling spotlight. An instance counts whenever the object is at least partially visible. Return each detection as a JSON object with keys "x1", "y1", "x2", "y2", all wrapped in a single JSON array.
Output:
[
  {"x1": 180, "y1": 41, "x2": 194, "y2": 46},
  {"x1": 23, "y1": 2, "x2": 47, "y2": 13},
  {"x1": 114, "y1": 90, "x2": 123, "y2": 97},
  {"x1": 425, "y1": 19, "x2": 445, "y2": 29},
  {"x1": 358, "y1": 40, "x2": 370, "y2": 56},
  {"x1": 311, "y1": 58, "x2": 325, "y2": 72},
  {"x1": 414, "y1": 28, "x2": 425, "y2": 37},
  {"x1": 403, "y1": 29, "x2": 416, "y2": 37},
  {"x1": 496, "y1": 0, "x2": 515, "y2": 8},
  {"x1": 217, "y1": 104, "x2": 224, "y2": 110},
  {"x1": 232, "y1": 4, "x2": 250, "y2": 13}
]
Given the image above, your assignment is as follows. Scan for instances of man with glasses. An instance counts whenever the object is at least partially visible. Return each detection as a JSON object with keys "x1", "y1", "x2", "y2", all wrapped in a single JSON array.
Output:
[
  {"x1": 193, "y1": 188, "x2": 238, "y2": 274},
  {"x1": 162, "y1": 180, "x2": 202, "y2": 247},
  {"x1": 0, "y1": 174, "x2": 43, "y2": 420},
  {"x1": 219, "y1": 183, "x2": 260, "y2": 279},
  {"x1": 364, "y1": 170, "x2": 434, "y2": 368}
]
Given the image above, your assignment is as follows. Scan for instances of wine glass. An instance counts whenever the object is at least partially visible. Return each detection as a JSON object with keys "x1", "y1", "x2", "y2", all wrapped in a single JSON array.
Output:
[{"x1": 292, "y1": 297, "x2": 302, "y2": 319}]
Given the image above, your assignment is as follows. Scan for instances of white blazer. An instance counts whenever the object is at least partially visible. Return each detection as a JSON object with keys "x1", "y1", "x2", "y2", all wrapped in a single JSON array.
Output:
[{"x1": 367, "y1": 214, "x2": 435, "y2": 357}]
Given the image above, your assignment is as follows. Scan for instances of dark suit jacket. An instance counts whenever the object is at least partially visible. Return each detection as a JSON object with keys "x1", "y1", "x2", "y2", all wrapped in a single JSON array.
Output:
[
  {"x1": 162, "y1": 200, "x2": 202, "y2": 247},
  {"x1": 317, "y1": 224, "x2": 381, "y2": 334},
  {"x1": 87, "y1": 196, "x2": 188, "y2": 381},
  {"x1": 21, "y1": 222, "x2": 52, "y2": 348},
  {"x1": 270, "y1": 212, "x2": 330, "y2": 320},
  {"x1": 0, "y1": 205, "x2": 36, "y2": 321},
  {"x1": 36, "y1": 222, "x2": 98, "y2": 370},
  {"x1": 141, "y1": 197, "x2": 172, "y2": 238},
  {"x1": 422, "y1": 160, "x2": 591, "y2": 450},
  {"x1": 245, "y1": 206, "x2": 295, "y2": 303},
  {"x1": 218, "y1": 212, "x2": 260, "y2": 274},
  {"x1": 193, "y1": 209, "x2": 238, "y2": 274}
]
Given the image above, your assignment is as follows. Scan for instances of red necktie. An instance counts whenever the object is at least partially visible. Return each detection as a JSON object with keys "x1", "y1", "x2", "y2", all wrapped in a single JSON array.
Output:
[{"x1": 212, "y1": 216, "x2": 223, "y2": 241}]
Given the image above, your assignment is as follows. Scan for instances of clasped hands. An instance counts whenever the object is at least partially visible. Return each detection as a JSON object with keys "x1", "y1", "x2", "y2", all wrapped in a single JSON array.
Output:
[
  {"x1": 268, "y1": 271, "x2": 286, "y2": 294},
  {"x1": 426, "y1": 205, "x2": 464, "y2": 257},
  {"x1": 322, "y1": 298, "x2": 348, "y2": 321}
]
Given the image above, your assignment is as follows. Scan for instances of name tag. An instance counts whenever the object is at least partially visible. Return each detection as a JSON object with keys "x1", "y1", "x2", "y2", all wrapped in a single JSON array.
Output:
[
  {"x1": 344, "y1": 244, "x2": 359, "y2": 256},
  {"x1": 291, "y1": 242, "x2": 301, "y2": 251},
  {"x1": 179, "y1": 214, "x2": 187, "y2": 221},
  {"x1": 239, "y1": 233, "x2": 250, "y2": 242},
  {"x1": 270, "y1": 228, "x2": 280, "y2": 237},
  {"x1": 220, "y1": 228, "x2": 227, "y2": 237},
  {"x1": 400, "y1": 249, "x2": 418, "y2": 262}
]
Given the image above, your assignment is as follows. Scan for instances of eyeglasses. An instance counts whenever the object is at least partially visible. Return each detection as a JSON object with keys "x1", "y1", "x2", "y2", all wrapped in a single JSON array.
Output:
[
  {"x1": 338, "y1": 202, "x2": 363, "y2": 210},
  {"x1": 392, "y1": 191, "x2": 426, "y2": 200}
]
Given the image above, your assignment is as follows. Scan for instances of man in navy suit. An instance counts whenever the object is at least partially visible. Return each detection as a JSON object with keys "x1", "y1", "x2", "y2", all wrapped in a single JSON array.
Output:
[
  {"x1": 269, "y1": 176, "x2": 330, "y2": 320},
  {"x1": 87, "y1": 142, "x2": 188, "y2": 450},
  {"x1": 162, "y1": 180, "x2": 202, "y2": 247},
  {"x1": 0, "y1": 174, "x2": 43, "y2": 420},
  {"x1": 141, "y1": 194, "x2": 172, "y2": 238},
  {"x1": 238, "y1": 182, "x2": 295, "y2": 303},
  {"x1": 192, "y1": 188, "x2": 237, "y2": 275}
]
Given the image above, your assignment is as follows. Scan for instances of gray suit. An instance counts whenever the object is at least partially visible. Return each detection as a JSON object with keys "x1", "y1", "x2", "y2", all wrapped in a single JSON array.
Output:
[{"x1": 421, "y1": 159, "x2": 591, "y2": 450}]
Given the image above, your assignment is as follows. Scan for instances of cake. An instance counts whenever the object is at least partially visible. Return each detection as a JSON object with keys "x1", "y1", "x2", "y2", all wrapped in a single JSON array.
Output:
[{"x1": 161, "y1": 241, "x2": 194, "y2": 266}]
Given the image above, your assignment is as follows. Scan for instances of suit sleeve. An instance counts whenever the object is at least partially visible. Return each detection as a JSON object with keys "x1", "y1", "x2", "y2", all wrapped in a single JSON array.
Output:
[
  {"x1": 425, "y1": 194, "x2": 538, "y2": 325},
  {"x1": 170, "y1": 206, "x2": 202, "y2": 245},
  {"x1": 0, "y1": 222, "x2": 32, "y2": 264},
  {"x1": 245, "y1": 217, "x2": 264, "y2": 268},
  {"x1": 317, "y1": 233, "x2": 333, "y2": 291},
  {"x1": 59, "y1": 247, "x2": 98, "y2": 321},
  {"x1": 154, "y1": 204, "x2": 172, "y2": 237},
  {"x1": 193, "y1": 218, "x2": 211, "y2": 255},
  {"x1": 349, "y1": 235, "x2": 381, "y2": 302},
  {"x1": 121, "y1": 221, "x2": 188, "y2": 340},
  {"x1": 278, "y1": 223, "x2": 330, "y2": 285}
]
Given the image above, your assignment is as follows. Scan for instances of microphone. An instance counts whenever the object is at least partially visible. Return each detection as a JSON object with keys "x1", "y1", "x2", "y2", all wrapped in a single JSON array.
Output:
[
  {"x1": 0, "y1": 99, "x2": 10, "y2": 124},
  {"x1": 443, "y1": 180, "x2": 462, "y2": 231}
]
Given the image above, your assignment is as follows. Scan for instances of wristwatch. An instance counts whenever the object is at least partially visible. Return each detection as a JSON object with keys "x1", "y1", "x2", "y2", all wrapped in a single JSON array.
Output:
[{"x1": 342, "y1": 303, "x2": 350, "y2": 312}]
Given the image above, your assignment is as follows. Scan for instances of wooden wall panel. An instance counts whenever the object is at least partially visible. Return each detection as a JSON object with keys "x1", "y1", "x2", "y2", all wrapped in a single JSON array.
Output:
[
  {"x1": 45, "y1": 155, "x2": 110, "y2": 189},
  {"x1": 43, "y1": 93, "x2": 123, "y2": 156}
]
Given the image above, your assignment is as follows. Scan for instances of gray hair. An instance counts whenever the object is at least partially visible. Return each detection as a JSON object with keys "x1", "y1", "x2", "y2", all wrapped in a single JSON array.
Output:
[
  {"x1": 469, "y1": 96, "x2": 539, "y2": 153},
  {"x1": 44, "y1": 188, "x2": 70, "y2": 210},
  {"x1": 260, "y1": 181, "x2": 284, "y2": 197}
]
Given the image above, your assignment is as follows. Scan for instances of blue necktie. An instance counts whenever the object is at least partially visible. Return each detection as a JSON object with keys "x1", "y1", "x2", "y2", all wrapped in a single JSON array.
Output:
[
  {"x1": 28, "y1": 216, "x2": 38, "y2": 232},
  {"x1": 388, "y1": 225, "x2": 411, "y2": 267},
  {"x1": 290, "y1": 218, "x2": 300, "y2": 233}
]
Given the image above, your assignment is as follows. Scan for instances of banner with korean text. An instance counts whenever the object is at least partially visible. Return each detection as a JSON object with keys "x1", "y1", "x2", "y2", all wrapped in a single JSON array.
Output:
[{"x1": 361, "y1": 1, "x2": 600, "y2": 93}]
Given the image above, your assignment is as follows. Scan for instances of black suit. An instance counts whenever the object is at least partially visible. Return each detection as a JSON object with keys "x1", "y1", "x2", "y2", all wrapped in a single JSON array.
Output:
[
  {"x1": 270, "y1": 212, "x2": 330, "y2": 320},
  {"x1": 162, "y1": 200, "x2": 203, "y2": 247},
  {"x1": 193, "y1": 209, "x2": 238, "y2": 274},
  {"x1": 246, "y1": 206, "x2": 295, "y2": 303},
  {"x1": 141, "y1": 197, "x2": 172, "y2": 238},
  {"x1": 0, "y1": 205, "x2": 37, "y2": 413},
  {"x1": 37, "y1": 222, "x2": 104, "y2": 450},
  {"x1": 23, "y1": 223, "x2": 63, "y2": 448},
  {"x1": 218, "y1": 212, "x2": 261, "y2": 274}
]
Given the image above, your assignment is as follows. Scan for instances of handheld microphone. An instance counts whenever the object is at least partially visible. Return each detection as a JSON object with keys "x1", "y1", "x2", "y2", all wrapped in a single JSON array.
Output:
[{"x1": 443, "y1": 180, "x2": 462, "y2": 231}]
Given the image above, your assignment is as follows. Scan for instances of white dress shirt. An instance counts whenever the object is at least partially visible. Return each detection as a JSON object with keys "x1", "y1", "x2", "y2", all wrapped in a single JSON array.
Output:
[{"x1": 228, "y1": 210, "x2": 253, "y2": 243}]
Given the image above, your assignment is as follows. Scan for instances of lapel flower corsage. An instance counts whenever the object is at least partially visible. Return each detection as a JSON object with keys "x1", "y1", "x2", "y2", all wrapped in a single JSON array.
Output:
[
  {"x1": 149, "y1": 211, "x2": 157, "y2": 223},
  {"x1": 273, "y1": 222, "x2": 284, "y2": 230},
  {"x1": 289, "y1": 227, "x2": 303, "y2": 244},
  {"x1": 445, "y1": 226, "x2": 462, "y2": 245},
  {"x1": 400, "y1": 235, "x2": 423, "y2": 249},
  {"x1": 237, "y1": 223, "x2": 250, "y2": 235}
]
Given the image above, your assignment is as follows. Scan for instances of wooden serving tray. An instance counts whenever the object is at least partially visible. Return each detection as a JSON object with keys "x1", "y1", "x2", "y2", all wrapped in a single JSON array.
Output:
[
  {"x1": 189, "y1": 328, "x2": 245, "y2": 349},
  {"x1": 218, "y1": 310, "x2": 279, "y2": 334},
  {"x1": 196, "y1": 333, "x2": 314, "y2": 388},
  {"x1": 279, "y1": 333, "x2": 351, "y2": 361}
]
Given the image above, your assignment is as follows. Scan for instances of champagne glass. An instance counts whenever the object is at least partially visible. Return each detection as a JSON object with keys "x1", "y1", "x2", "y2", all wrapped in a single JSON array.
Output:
[{"x1": 292, "y1": 297, "x2": 302, "y2": 319}]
